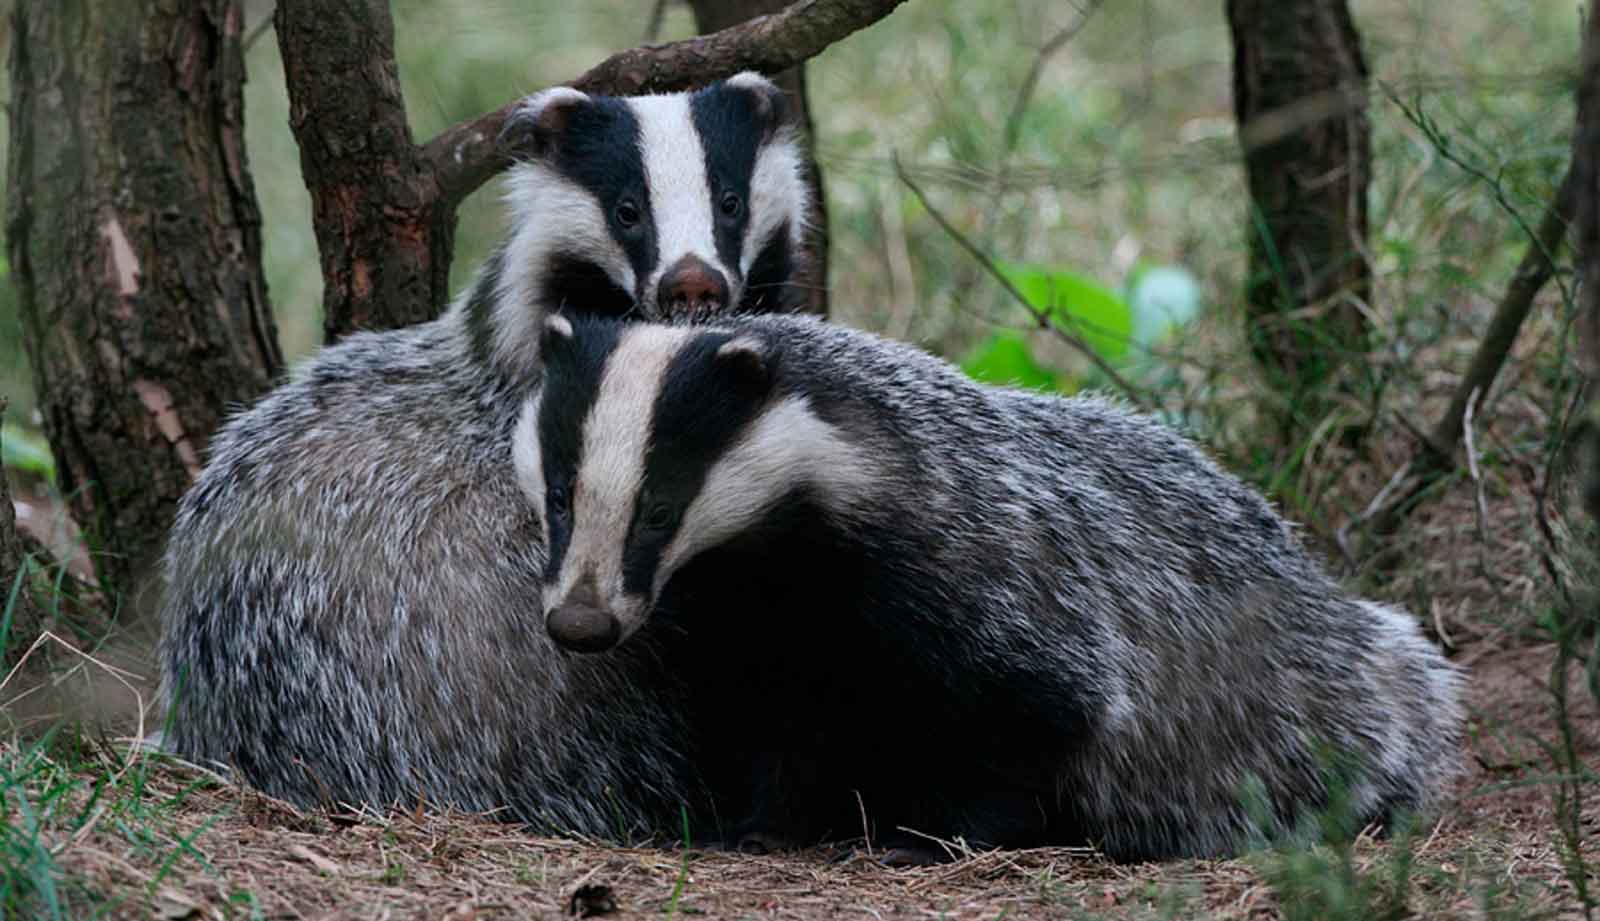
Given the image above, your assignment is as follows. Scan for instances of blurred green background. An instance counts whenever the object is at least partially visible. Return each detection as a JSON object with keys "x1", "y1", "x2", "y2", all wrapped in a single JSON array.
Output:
[{"x1": 0, "y1": 0, "x2": 1579, "y2": 434}]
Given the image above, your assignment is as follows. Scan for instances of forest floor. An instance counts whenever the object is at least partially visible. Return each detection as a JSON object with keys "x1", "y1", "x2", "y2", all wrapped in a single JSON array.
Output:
[{"x1": 0, "y1": 628, "x2": 1594, "y2": 920}]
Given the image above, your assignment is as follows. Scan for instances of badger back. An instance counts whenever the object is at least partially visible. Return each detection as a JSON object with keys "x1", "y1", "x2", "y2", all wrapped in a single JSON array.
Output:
[{"x1": 512, "y1": 314, "x2": 874, "y2": 653}]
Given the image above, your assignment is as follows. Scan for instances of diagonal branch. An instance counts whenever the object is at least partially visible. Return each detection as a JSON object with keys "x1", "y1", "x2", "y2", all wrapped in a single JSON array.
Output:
[
  {"x1": 427, "y1": 0, "x2": 911, "y2": 206},
  {"x1": 893, "y1": 153, "x2": 1148, "y2": 409}
]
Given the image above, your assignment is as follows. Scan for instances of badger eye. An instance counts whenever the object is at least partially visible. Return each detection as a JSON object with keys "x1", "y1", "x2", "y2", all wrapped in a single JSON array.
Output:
[
  {"x1": 548, "y1": 486, "x2": 572, "y2": 521},
  {"x1": 640, "y1": 501, "x2": 679, "y2": 533},
  {"x1": 615, "y1": 200, "x2": 642, "y2": 228},
  {"x1": 719, "y1": 191, "x2": 741, "y2": 219}
]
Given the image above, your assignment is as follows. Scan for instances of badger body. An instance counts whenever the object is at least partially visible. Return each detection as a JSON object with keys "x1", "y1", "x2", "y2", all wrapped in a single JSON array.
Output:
[
  {"x1": 157, "y1": 74, "x2": 812, "y2": 835},
  {"x1": 520, "y1": 313, "x2": 1465, "y2": 861}
]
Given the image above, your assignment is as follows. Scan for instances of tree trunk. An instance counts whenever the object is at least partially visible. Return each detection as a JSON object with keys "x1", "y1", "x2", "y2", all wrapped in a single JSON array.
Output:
[
  {"x1": 1580, "y1": 7, "x2": 1600, "y2": 527},
  {"x1": 6, "y1": 0, "x2": 281, "y2": 596},
  {"x1": 1227, "y1": 0, "x2": 1372, "y2": 397},
  {"x1": 275, "y1": 0, "x2": 453, "y2": 341},
  {"x1": 0, "y1": 399, "x2": 42, "y2": 659},
  {"x1": 688, "y1": 0, "x2": 830, "y2": 316}
]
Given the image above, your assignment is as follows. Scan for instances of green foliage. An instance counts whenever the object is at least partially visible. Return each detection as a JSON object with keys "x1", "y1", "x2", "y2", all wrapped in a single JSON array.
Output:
[
  {"x1": 996, "y1": 261, "x2": 1135, "y2": 360},
  {"x1": 960, "y1": 261, "x2": 1202, "y2": 391},
  {"x1": 2, "y1": 422, "x2": 54, "y2": 483},
  {"x1": 961, "y1": 329, "x2": 1067, "y2": 392}
]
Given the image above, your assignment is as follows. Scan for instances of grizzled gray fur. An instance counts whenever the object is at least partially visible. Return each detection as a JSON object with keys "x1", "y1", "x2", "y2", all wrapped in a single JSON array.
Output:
[
  {"x1": 520, "y1": 313, "x2": 1466, "y2": 861},
  {"x1": 157, "y1": 72, "x2": 812, "y2": 836}
]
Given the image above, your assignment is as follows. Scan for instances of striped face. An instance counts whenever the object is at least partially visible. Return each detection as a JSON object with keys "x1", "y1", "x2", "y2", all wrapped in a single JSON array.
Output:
[
  {"x1": 487, "y1": 73, "x2": 809, "y2": 376},
  {"x1": 513, "y1": 315, "x2": 870, "y2": 653}
]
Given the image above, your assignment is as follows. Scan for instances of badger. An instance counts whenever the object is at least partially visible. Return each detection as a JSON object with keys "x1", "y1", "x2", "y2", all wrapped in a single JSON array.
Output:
[
  {"x1": 516, "y1": 312, "x2": 1466, "y2": 862},
  {"x1": 156, "y1": 73, "x2": 812, "y2": 837}
]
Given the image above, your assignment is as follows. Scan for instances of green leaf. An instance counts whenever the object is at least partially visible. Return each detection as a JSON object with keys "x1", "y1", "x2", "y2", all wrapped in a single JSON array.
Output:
[
  {"x1": 960, "y1": 330, "x2": 1065, "y2": 392},
  {"x1": 995, "y1": 262, "x2": 1133, "y2": 360},
  {"x1": 2, "y1": 424, "x2": 55, "y2": 483}
]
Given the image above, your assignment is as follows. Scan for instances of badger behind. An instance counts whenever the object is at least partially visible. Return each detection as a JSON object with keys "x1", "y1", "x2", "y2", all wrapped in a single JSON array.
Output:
[
  {"x1": 518, "y1": 313, "x2": 1466, "y2": 862},
  {"x1": 156, "y1": 73, "x2": 813, "y2": 835}
]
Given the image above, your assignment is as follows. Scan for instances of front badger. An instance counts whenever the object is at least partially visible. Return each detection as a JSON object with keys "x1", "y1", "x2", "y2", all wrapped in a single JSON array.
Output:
[{"x1": 513, "y1": 313, "x2": 1465, "y2": 862}]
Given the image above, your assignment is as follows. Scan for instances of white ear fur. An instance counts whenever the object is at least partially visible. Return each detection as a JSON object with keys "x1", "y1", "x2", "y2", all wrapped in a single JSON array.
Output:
[
  {"x1": 721, "y1": 71, "x2": 786, "y2": 126},
  {"x1": 498, "y1": 87, "x2": 593, "y2": 160},
  {"x1": 544, "y1": 313, "x2": 575, "y2": 340},
  {"x1": 715, "y1": 336, "x2": 764, "y2": 362}
]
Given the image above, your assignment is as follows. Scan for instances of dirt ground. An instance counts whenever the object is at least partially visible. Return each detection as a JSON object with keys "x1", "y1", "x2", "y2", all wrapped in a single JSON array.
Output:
[{"x1": 0, "y1": 628, "x2": 1583, "y2": 921}]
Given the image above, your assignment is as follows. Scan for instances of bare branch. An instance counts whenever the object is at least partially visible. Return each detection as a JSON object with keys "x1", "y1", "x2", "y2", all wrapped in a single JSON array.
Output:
[
  {"x1": 892, "y1": 153, "x2": 1148, "y2": 409},
  {"x1": 427, "y1": 0, "x2": 910, "y2": 205},
  {"x1": 1000, "y1": 1, "x2": 1105, "y2": 156}
]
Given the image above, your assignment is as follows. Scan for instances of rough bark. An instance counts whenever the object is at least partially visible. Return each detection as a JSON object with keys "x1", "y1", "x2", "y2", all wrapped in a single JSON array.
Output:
[
  {"x1": 6, "y1": 0, "x2": 281, "y2": 595},
  {"x1": 1579, "y1": 6, "x2": 1600, "y2": 526},
  {"x1": 274, "y1": 0, "x2": 450, "y2": 340},
  {"x1": 1227, "y1": 0, "x2": 1373, "y2": 393},
  {"x1": 289, "y1": 0, "x2": 905, "y2": 338},
  {"x1": 0, "y1": 399, "x2": 42, "y2": 655},
  {"x1": 689, "y1": 0, "x2": 830, "y2": 316}
]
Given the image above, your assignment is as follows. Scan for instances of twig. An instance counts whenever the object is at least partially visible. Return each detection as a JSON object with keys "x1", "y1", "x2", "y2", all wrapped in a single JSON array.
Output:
[
  {"x1": 892, "y1": 152, "x2": 1148, "y2": 408},
  {"x1": 643, "y1": 0, "x2": 670, "y2": 42},
  {"x1": 854, "y1": 789, "x2": 874, "y2": 858},
  {"x1": 1000, "y1": 1, "x2": 1106, "y2": 156},
  {"x1": 1461, "y1": 386, "x2": 1496, "y2": 588},
  {"x1": 243, "y1": 11, "x2": 274, "y2": 52},
  {"x1": 1343, "y1": 164, "x2": 1575, "y2": 548},
  {"x1": 970, "y1": 1, "x2": 1105, "y2": 307}
]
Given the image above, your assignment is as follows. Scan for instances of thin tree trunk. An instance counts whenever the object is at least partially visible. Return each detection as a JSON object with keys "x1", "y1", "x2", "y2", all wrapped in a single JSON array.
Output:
[
  {"x1": 274, "y1": 0, "x2": 452, "y2": 341},
  {"x1": 1579, "y1": 8, "x2": 1600, "y2": 527},
  {"x1": 6, "y1": 0, "x2": 281, "y2": 596},
  {"x1": 1227, "y1": 0, "x2": 1372, "y2": 397},
  {"x1": 0, "y1": 399, "x2": 42, "y2": 660},
  {"x1": 688, "y1": 0, "x2": 830, "y2": 316}
]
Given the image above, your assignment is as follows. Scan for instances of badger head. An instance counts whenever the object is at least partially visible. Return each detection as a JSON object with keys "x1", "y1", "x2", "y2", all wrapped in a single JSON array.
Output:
[
  {"x1": 495, "y1": 72, "x2": 810, "y2": 332},
  {"x1": 513, "y1": 314, "x2": 871, "y2": 653}
]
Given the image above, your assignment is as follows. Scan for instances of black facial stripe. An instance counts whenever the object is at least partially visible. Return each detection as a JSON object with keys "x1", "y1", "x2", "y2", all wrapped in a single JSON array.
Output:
[
  {"x1": 738, "y1": 220, "x2": 796, "y2": 314},
  {"x1": 621, "y1": 332, "x2": 770, "y2": 595},
  {"x1": 689, "y1": 83, "x2": 762, "y2": 281},
  {"x1": 550, "y1": 98, "x2": 656, "y2": 300},
  {"x1": 541, "y1": 254, "x2": 635, "y2": 319},
  {"x1": 537, "y1": 316, "x2": 625, "y2": 583},
  {"x1": 462, "y1": 245, "x2": 507, "y2": 368}
]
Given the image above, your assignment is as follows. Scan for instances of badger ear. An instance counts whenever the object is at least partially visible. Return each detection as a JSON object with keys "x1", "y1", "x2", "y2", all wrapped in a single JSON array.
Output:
[
  {"x1": 498, "y1": 87, "x2": 592, "y2": 161},
  {"x1": 722, "y1": 71, "x2": 792, "y2": 137},
  {"x1": 541, "y1": 313, "x2": 575, "y2": 358},
  {"x1": 715, "y1": 335, "x2": 775, "y2": 395}
]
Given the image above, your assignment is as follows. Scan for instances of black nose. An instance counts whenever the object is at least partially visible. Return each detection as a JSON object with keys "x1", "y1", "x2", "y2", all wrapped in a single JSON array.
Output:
[
  {"x1": 657, "y1": 256, "x2": 730, "y2": 318},
  {"x1": 547, "y1": 602, "x2": 622, "y2": 653}
]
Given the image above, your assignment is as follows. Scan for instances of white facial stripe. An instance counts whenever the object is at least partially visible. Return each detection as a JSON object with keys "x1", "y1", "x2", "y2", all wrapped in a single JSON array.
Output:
[
  {"x1": 742, "y1": 130, "x2": 809, "y2": 276},
  {"x1": 631, "y1": 94, "x2": 732, "y2": 294},
  {"x1": 511, "y1": 393, "x2": 546, "y2": 541},
  {"x1": 551, "y1": 325, "x2": 696, "y2": 622},
  {"x1": 657, "y1": 395, "x2": 877, "y2": 590},
  {"x1": 492, "y1": 163, "x2": 637, "y2": 375}
]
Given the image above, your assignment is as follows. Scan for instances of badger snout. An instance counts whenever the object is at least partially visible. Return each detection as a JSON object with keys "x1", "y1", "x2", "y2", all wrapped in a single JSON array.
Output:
[
  {"x1": 657, "y1": 256, "x2": 730, "y2": 318},
  {"x1": 546, "y1": 599, "x2": 622, "y2": 652}
]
